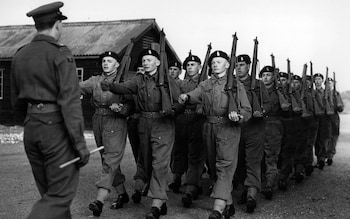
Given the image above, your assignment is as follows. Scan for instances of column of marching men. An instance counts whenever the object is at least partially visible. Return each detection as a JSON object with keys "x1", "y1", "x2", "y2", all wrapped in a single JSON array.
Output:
[{"x1": 13, "y1": 2, "x2": 345, "y2": 219}]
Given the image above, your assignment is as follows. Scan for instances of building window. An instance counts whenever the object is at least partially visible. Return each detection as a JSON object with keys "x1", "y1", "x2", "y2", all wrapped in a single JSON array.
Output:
[
  {"x1": 0, "y1": 69, "x2": 3, "y2": 100},
  {"x1": 76, "y1": 68, "x2": 84, "y2": 82}
]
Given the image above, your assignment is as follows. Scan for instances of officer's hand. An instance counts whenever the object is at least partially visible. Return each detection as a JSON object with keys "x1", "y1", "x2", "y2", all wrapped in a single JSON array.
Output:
[
  {"x1": 178, "y1": 94, "x2": 188, "y2": 104},
  {"x1": 110, "y1": 103, "x2": 123, "y2": 112},
  {"x1": 76, "y1": 148, "x2": 90, "y2": 168},
  {"x1": 100, "y1": 80, "x2": 110, "y2": 91},
  {"x1": 228, "y1": 111, "x2": 242, "y2": 122}
]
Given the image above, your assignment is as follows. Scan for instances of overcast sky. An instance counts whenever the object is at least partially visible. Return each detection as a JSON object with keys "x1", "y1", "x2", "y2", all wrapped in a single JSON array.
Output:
[{"x1": 1, "y1": 0, "x2": 349, "y2": 91}]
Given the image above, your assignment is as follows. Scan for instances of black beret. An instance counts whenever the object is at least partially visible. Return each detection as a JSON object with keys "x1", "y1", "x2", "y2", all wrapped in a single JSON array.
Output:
[
  {"x1": 99, "y1": 51, "x2": 120, "y2": 63},
  {"x1": 292, "y1": 75, "x2": 302, "y2": 81},
  {"x1": 328, "y1": 78, "x2": 334, "y2": 82},
  {"x1": 208, "y1": 50, "x2": 229, "y2": 66},
  {"x1": 259, "y1": 65, "x2": 275, "y2": 77},
  {"x1": 306, "y1": 75, "x2": 312, "y2": 81},
  {"x1": 314, "y1": 73, "x2": 324, "y2": 80},
  {"x1": 169, "y1": 60, "x2": 182, "y2": 69},
  {"x1": 183, "y1": 54, "x2": 201, "y2": 69},
  {"x1": 279, "y1": 72, "x2": 288, "y2": 78},
  {"x1": 27, "y1": 2, "x2": 67, "y2": 24},
  {"x1": 139, "y1": 49, "x2": 160, "y2": 60},
  {"x1": 236, "y1": 54, "x2": 251, "y2": 64}
]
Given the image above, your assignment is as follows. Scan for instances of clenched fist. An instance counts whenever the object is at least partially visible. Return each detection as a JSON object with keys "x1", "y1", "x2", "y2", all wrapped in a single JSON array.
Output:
[{"x1": 178, "y1": 94, "x2": 189, "y2": 104}]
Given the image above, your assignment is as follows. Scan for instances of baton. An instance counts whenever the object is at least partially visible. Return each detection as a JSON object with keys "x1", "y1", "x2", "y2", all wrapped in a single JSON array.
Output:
[{"x1": 59, "y1": 146, "x2": 104, "y2": 168}]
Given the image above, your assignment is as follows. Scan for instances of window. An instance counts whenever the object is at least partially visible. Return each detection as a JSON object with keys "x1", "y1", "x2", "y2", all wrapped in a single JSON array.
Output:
[
  {"x1": 0, "y1": 69, "x2": 3, "y2": 100},
  {"x1": 76, "y1": 68, "x2": 84, "y2": 82}
]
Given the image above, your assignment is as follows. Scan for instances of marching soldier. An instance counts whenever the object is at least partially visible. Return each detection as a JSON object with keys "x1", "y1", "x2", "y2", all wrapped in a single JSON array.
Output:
[
  {"x1": 168, "y1": 60, "x2": 182, "y2": 81},
  {"x1": 327, "y1": 78, "x2": 344, "y2": 165},
  {"x1": 101, "y1": 49, "x2": 183, "y2": 219},
  {"x1": 169, "y1": 55, "x2": 201, "y2": 194},
  {"x1": 80, "y1": 51, "x2": 134, "y2": 216},
  {"x1": 259, "y1": 66, "x2": 283, "y2": 200},
  {"x1": 235, "y1": 54, "x2": 271, "y2": 213},
  {"x1": 11, "y1": 2, "x2": 90, "y2": 218},
  {"x1": 179, "y1": 50, "x2": 251, "y2": 219},
  {"x1": 314, "y1": 73, "x2": 331, "y2": 169}
]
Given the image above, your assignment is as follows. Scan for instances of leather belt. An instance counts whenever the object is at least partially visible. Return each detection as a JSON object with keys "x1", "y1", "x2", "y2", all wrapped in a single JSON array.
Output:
[
  {"x1": 206, "y1": 116, "x2": 231, "y2": 124},
  {"x1": 27, "y1": 103, "x2": 60, "y2": 114},
  {"x1": 95, "y1": 108, "x2": 115, "y2": 116},
  {"x1": 141, "y1": 111, "x2": 163, "y2": 119}
]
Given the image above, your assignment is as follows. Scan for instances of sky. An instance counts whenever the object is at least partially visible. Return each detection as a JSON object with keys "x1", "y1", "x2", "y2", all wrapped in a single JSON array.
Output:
[{"x1": 1, "y1": 0, "x2": 350, "y2": 91}]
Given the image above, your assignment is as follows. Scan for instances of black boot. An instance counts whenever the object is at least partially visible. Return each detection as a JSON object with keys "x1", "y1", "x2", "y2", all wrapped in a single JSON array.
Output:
[
  {"x1": 278, "y1": 179, "x2": 287, "y2": 191},
  {"x1": 305, "y1": 165, "x2": 314, "y2": 176},
  {"x1": 295, "y1": 172, "x2": 304, "y2": 183},
  {"x1": 168, "y1": 175, "x2": 181, "y2": 193},
  {"x1": 181, "y1": 193, "x2": 193, "y2": 208},
  {"x1": 246, "y1": 197, "x2": 256, "y2": 213},
  {"x1": 110, "y1": 193, "x2": 129, "y2": 209},
  {"x1": 236, "y1": 189, "x2": 247, "y2": 204},
  {"x1": 327, "y1": 158, "x2": 333, "y2": 166},
  {"x1": 223, "y1": 204, "x2": 235, "y2": 219},
  {"x1": 146, "y1": 203, "x2": 167, "y2": 219},
  {"x1": 208, "y1": 210, "x2": 222, "y2": 219},
  {"x1": 131, "y1": 190, "x2": 142, "y2": 203},
  {"x1": 89, "y1": 200, "x2": 103, "y2": 216},
  {"x1": 261, "y1": 187, "x2": 273, "y2": 200}
]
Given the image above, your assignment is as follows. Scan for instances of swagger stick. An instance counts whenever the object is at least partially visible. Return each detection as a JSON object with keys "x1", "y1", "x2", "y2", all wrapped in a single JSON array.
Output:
[{"x1": 59, "y1": 146, "x2": 104, "y2": 168}]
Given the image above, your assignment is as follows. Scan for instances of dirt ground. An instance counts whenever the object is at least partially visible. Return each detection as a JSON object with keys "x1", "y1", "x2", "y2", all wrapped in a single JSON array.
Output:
[{"x1": 1, "y1": 115, "x2": 350, "y2": 219}]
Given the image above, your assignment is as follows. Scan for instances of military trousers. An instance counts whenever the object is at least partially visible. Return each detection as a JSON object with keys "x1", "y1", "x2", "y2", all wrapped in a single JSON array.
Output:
[
  {"x1": 137, "y1": 115, "x2": 175, "y2": 200},
  {"x1": 305, "y1": 116, "x2": 319, "y2": 166},
  {"x1": 92, "y1": 113, "x2": 127, "y2": 193},
  {"x1": 315, "y1": 115, "x2": 331, "y2": 162},
  {"x1": 236, "y1": 118, "x2": 265, "y2": 192},
  {"x1": 24, "y1": 112, "x2": 79, "y2": 219},
  {"x1": 327, "y1": 113, "x2": 340, "y2": 159},
  {"x1": 294, "y1": 116, "x2": 310, "y2": 173},
  {"x1": 204, "y1": 119, "x2": 240, "y2": 204},
  {"x1": 279, "y1": 116, "x2": 298, "y2": 180},
  {"x1": 263, "y1": 118, "x2": 283, "y2": 188}
]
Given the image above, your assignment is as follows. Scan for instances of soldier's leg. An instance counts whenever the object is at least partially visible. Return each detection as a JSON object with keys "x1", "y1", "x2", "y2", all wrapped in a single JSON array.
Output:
[
  {"x1": 327, "y1": 114, "x2": 340, "y2": 163},
  {"x1": 26, "y1": 118, "x2": 79, "y2": 219},
  {"x1": 127, "y1": 116, "x2": 140, "y2": 163},
  {"x1": 294, "y1": 117, "x2": 310, "y2": 182},
  {"x1": 305, "y1": 116, "x2": 319, "y2": 176},
  {"x1": 315, "y1": 115, "x2": 331, "y2": 169}
]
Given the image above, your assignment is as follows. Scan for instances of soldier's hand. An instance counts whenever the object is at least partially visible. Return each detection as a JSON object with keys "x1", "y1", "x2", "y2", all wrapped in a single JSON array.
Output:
[
  {"x1": 100, "y1": 80, "x2": 110, "y2": 91},
  {"x1": 110, "y1": 103, "x2": 123, "y2": 112},
  {"x1": 253, "y1": 111, "x2": 263, "y2": 118},
  {"x1": 76, "y1": 148, "x2": 90, "y2": 168},
  {"x1": 229, "y1": 111, "x2": 241, "y2": 122},
  {"x1": 178, "y1": 94, "x2": 188, "y2": 104}
]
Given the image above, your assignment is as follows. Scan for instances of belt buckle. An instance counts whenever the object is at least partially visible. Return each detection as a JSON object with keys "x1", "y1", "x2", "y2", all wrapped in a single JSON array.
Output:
[{"x1": 37, "y1": 103, "x2": 44, "y2": 110}]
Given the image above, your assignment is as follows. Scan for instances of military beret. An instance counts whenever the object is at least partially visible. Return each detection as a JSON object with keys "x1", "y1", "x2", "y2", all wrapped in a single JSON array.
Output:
[
  {"x1": 314, "y1": 73, "x2": 324, "y2": 80},
  {"x1": 99, "y1": 51, "x2": 120, "y2": 63},
  {"x1": 306, "y1": 75, "x2": 312, "y2": 81},
  {"x1": 236, "y1": 54, "x2": 251, "y2": 64},
  {"x1": 208, "y1": 50, "x2": 229, "y2": 66},
  {"x1": 139, "y1": 49, "x2": 160, "y2": 60},
  {"x1": 26, "y1": 2, "x2": 67, "y2": 24},
  {"x1": 169, "y1": 60, "x2": 182, "y2": 69},
  {"x1": 279, "y1": 72, "x2": 288, "y2": 78},
  {"x1": 328, "y1": 78, "x2": 334, "y2": 82},
  {"x1": 183, "y1": 54, "x2": 201, "y2": 69},
  {"x1": 259, "y1": 66, "x2": 275, "y2": 77},
  {"x1": 292, "y1": 75, "x2": 302, "y2": 81}
]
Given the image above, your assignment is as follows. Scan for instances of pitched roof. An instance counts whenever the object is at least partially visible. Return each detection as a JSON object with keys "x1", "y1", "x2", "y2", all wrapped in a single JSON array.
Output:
[{"x1": 0, "y1": 19, "x2": 172, "y2": 59}]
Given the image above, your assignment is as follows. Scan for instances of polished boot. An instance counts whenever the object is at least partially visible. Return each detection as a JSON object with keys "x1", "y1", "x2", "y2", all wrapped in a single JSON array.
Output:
[
  {"x1": 110, "y1": 192, "x2": 129, "y2": 209},
  {"x1": 89, "y1": 200, "x2": 103, "y2": 216}
]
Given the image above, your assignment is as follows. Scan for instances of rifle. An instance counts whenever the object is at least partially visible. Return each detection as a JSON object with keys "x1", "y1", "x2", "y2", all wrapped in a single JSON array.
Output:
[
  {"x1": 114, "y1": 38, "x2": 135, "y2": 83},
  {"x1": 195, "y1": 43, "x2": 212, "y2": 114},
  {"x1": 226, "y1": 33, "x2": 239, "y2": 113},
  {"x1": 300, "y1": 63, "x2": 311, "y2": 118},
  {"x1": 250, "y1": 37, "x2": 264, "y2": 117},
  {"x1": 199, "y1": 43, "x2": 212, "y2": 84},
  {"x1": 287, "y1": 58, "x2": 302, "y2": 113},
  {"x1": 310, "y1": 61, "x2": 323, "y2": 115},
  {"x1": 159, "y1": 29, "x2": 173, "y2": 115},
  {"x1": 271, "y1": 53, "x2": 290, "y2": 111},
  {"x1": 324, "y1": 67, "x2": 334, "y2": 115}
]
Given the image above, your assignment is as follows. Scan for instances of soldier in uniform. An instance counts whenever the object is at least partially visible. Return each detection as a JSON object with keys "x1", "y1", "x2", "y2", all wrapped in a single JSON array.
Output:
[
  {"x1": 101, "y1": 49, "x2": 182, "y2": 219},
  {"x1": 314, "y1": 73, "x2": 331, "y2": 169},
  {"x1": 168, "y1": 55, "x2": 201, "y2": 194},
  {"x1": 179, "y1": 50, "x2": 251, "y2": 219},
  {"x1": 79, "y1": 51, "x2": 134, "y2": 216},
  {"x1": 168, "y1": 60, "x2": 182, "y2": 81},
  {"x1": 259, "y1": 66, "x2": 283, "y2": 200},
  {"x1": 326, "y1": 78, "x2": 344, "y2": 165},
  {"x1": 10, "y1": 2, "x2": 90, "y2": 218},
  {"x1": 234, "y1": 54, "x2": 271, "y2": 213}
]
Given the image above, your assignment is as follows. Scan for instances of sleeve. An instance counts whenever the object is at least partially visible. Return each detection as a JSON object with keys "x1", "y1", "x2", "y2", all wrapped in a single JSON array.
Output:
[
  {"x1": 237, "y1": 83, "x2": 252, "y2": 122},
  {"x1": 117, "y1": 94, "x2": 136, "y2": 117},
  {"x1": 55, "y1": 47, "x2": 86, "y2": 152},
  {"x1": 259, "y1": 81, "x2": 272, "y2": 115},
  {"x1": 186, "y1": 81, "x2": 205, "y2": 104},
  {"x1": 336, "y1": 91, "x2": 344, "y2": 112},
  {"x1": 109, "y1": 76, "x2": 138, "y2": 94},
  {"x1": 79, "y1": 76, "x2": 95, "y2": 95}
]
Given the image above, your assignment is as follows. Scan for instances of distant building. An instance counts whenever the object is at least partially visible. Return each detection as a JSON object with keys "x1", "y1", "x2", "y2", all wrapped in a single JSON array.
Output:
[{"x1": 0, "y1": 19, "x2": 180, "y2": 127}]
